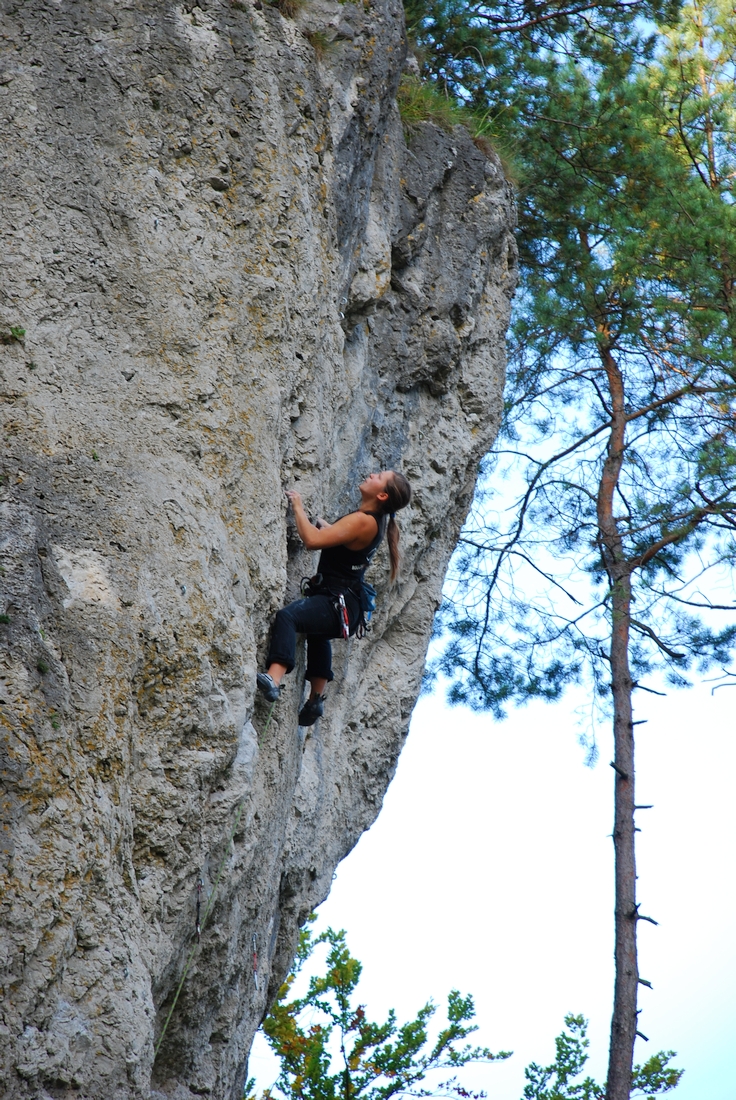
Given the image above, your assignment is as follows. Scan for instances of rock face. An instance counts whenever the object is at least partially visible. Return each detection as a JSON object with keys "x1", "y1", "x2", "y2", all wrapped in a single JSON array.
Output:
[{"x1": 0, "y1": 0, "x2": 516, "y2": 1096}]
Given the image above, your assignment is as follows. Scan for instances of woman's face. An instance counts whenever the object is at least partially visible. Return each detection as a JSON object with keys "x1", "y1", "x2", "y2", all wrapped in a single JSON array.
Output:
[{"x1": 360, "y1": 470, "x2": 394, "y2": 498}]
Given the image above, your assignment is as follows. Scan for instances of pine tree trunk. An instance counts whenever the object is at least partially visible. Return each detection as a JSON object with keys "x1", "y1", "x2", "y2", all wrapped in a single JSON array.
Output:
[
  {"x1": 605, "y1": 570, "x2": 638, "y2": 1100},
  {"x1": 595, "y1": 342, "x2": 638, "y2": 1100}
]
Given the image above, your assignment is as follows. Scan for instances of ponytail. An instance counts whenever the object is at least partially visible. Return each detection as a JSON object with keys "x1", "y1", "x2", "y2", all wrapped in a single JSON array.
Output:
[{"x1": 381, "y1": 472, "x2": 411, "y2": 583}]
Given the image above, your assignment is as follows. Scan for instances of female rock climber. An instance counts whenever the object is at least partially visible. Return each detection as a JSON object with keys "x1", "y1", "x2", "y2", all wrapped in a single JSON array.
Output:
[{"x1": 256, "y1": 470, "x2": 412, "y2": 726}]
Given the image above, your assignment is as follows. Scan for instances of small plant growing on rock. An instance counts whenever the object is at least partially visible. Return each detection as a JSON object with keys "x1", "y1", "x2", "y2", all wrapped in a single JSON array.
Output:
[
  {"x1": 37, "y1": 659, "x2": 49, "y2": 674},
  {"x1": 305, "y1": 29, "x2": 332, "y2": 57},
  {"x1": 1, "y1": 325, "x2": 25, "y2": 344}
]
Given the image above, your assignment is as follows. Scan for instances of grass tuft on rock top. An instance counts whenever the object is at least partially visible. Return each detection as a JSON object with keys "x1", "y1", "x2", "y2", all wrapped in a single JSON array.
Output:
[
  {"x1": 397, "y1": 73, "x2": 464, "y2": 131},
  {"x1": 397, "y1": 74, "x2": 517, "y2": 176}
]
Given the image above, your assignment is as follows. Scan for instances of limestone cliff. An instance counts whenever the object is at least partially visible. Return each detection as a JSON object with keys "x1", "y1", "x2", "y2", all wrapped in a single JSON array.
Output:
[{"x1": 0, "y1": 0, "x2": 516, "y2": 1096}]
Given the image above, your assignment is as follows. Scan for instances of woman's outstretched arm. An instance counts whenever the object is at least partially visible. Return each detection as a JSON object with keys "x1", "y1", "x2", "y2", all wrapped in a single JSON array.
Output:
[{"x1": 286, "y1": 491, "x2": 375, "y2": 550}]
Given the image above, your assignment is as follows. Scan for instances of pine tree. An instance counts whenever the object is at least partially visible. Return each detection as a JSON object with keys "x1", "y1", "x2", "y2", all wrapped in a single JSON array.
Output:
[{"x1": 409, "y1": 2, "x2": 736, "y2": 1097}]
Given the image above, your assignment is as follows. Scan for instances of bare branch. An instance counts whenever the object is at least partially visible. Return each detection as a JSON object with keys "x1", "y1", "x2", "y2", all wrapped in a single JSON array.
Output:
[
  {"x1": 694, "y1": 483, "x2": 736, "y2": 530},
  {"x1": 633, "y1": 682, "x2": 667, "y2": 696},
  {"x1": 623, "y1": 381, "x2": 725, "y2": 425},
  {"x1": 458, "y1": 543, "x2": 586, "y2": 604},
  {"x1": 656, "y1": 592, "x2": 736, "y2": 611},
  {"x1": 633, "y1": 507, "x2": 713, "y2": 568},
  {"x1": 462, "y1": 419, "x2": 614, "y2": 621},
  {"x1": 467, "y1": 0, "x2": 644, "y2": 35},
  {"x1": 629, "y1": 618, "x2": 685, "y2": 660}
]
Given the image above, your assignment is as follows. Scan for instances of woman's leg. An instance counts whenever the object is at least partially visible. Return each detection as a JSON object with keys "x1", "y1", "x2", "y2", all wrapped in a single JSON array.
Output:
[
  {"x1": 264, "y1": 596, "x2": 338, "y2": 687},
  {"x1": 264, "y1": 602, "x2": 297, "y2": 687},
  {"x1": 305, "y1": 634, "x2": 333, "y2": 699},
  {"x1": 302, "y1": 592, "x2": 360, "y2": 698},
  {"x1": 298, "y1": 635, "x2": 333, "y2": 725},
  {"x1": 265, "y1": 660, "x2": 288, "y2": 687}
]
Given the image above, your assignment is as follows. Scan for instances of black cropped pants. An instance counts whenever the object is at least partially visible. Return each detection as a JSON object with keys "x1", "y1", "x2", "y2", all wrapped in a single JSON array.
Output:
[{"x1": 266, "y1": 592, "x2": 360, "y2": 681}]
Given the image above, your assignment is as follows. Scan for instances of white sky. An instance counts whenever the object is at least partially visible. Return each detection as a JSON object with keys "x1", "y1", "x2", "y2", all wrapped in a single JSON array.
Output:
[{"x1": 249, "y1": 680, "x2": 736, "y2": 1100}]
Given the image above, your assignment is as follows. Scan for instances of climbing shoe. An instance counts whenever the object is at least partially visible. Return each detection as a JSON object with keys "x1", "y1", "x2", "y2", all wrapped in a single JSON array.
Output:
[
  {"x1": 298, "y1": 694, "x2": 325, "y2": 727},
  {"x1": 256, "y1": 672, "x2": 281, "y2": 703}
]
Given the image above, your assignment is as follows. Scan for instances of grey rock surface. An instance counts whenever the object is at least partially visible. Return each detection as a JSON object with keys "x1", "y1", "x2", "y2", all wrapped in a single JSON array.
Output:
[{"x1": 0, "y1": 0, "x2": 517, "y2": 1096}]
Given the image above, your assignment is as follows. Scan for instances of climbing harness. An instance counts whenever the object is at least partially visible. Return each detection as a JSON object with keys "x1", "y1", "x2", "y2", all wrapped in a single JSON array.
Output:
[
  {"x1": 153, "y1": 698, "x2": 277, "y2": 1061},
  {"x1": 300, "y1": 572, "x2": 323, "y2": 597},
  {"x1": 300, "y1": 572, "x2": 376, "y2": 641}
]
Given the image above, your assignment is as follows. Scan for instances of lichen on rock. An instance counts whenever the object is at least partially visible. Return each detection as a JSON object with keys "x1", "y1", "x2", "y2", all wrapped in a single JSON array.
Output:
[{"x1": 0, "y1": 0, "x2": 516, "y2": 1096}]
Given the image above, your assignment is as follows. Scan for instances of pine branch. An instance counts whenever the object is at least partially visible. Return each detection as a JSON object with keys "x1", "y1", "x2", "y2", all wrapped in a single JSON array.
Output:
[
  {"x1": 634, "y1": 508, "x2": 714, "y2": 567},
  {"x1": 629, "y1": 618, "x2": 685, "y2": 660},
  {"x1": 623, "y1": 382, "x2": 715, "y2": 425},
  {"x1": 466, "y1": 0, "x2": 644, "y2": 35},
  {"x1": 655, "y1": 591, "x2": 736, "y2": 611}
]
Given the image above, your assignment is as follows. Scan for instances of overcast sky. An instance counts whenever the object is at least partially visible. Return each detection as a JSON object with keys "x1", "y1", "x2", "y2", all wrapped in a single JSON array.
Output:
[{"x1": 249, "y1": 679, "x2": 736, "y2": 1100}]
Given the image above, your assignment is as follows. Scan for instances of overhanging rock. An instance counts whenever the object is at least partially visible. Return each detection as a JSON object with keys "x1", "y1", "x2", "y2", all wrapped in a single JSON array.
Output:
[{"x1": 0, "y1": 0, "x2": 516, "y2": 1095}]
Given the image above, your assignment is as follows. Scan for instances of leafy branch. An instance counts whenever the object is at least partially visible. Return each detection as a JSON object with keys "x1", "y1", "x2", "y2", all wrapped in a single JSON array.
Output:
[{"x1": 248, "y1": 925, "x2": 510, "y2": 1100}]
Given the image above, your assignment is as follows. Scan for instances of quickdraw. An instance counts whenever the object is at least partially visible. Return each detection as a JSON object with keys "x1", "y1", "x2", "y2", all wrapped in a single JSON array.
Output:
[{"x1": 337, "y1": 592, "x2": 350, "y2": 640}]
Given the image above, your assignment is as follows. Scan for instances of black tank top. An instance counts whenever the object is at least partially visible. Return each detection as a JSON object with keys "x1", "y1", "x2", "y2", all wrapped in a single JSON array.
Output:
[{"x1": 317, "y1": 512, "x2": 386, "y2": 593}]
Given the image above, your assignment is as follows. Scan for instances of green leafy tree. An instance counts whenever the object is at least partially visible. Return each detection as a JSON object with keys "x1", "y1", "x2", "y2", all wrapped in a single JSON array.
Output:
[
  {"x1": 522, "y1": 1016, "x2": 682, "y2": 1100},
  {"x1": 246, "y1": 925, "x2": 510, "y2": 1100}
]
